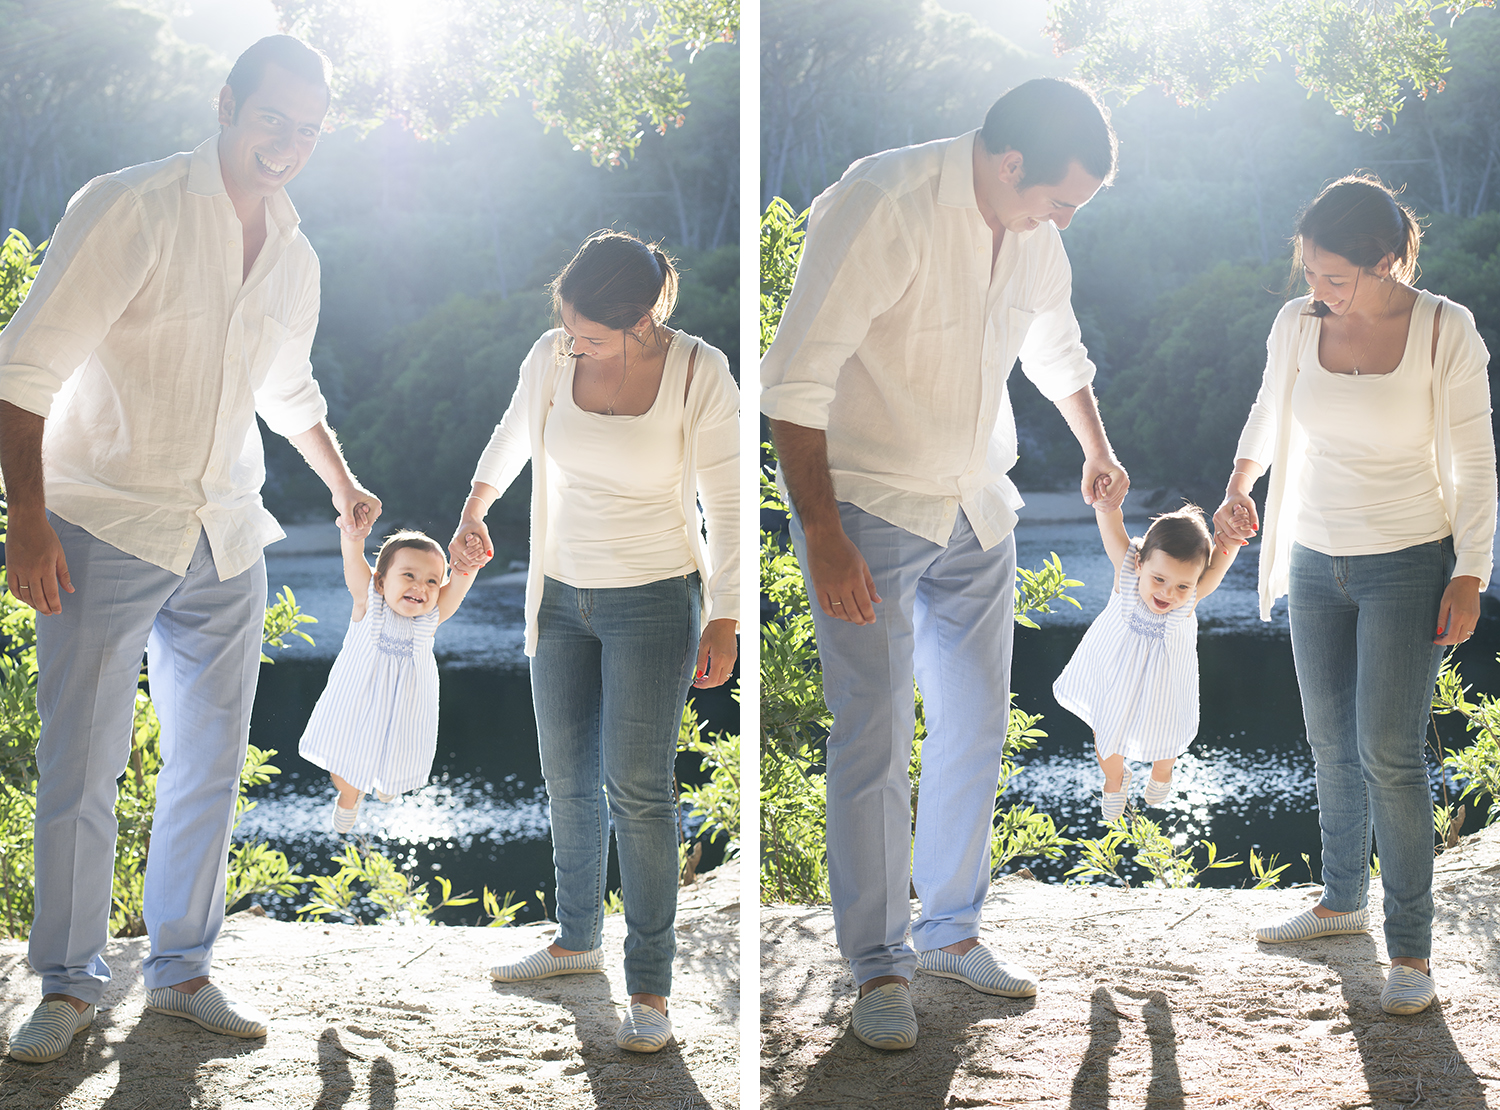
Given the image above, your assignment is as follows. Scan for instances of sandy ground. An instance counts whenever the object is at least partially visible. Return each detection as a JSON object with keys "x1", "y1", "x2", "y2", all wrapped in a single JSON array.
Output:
[
  {"x1": 761, "y1": 826, "x2": 1500, "y2": 1109},
  {"x1": 0, "y1": 862, "x2": 738, "y2": 1109}
]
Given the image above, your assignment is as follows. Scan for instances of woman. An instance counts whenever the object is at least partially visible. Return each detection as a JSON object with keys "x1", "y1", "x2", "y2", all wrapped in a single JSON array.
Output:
[
  {"x1": 1214, "y1": 175, "x2": 1495, "y2": 1017},
  {"x1": 450, "y1": 230, "x2": 739, "y2": 1051}
]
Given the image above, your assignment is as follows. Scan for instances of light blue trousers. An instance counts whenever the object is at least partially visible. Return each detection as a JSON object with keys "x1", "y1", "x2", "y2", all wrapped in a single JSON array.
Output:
[
  {"x1": 30, "y1": 517, "x2": 265, "y2": 1002},
  {"x1": 790, "y1": 503, "x2": 1016, "y2": 986}
]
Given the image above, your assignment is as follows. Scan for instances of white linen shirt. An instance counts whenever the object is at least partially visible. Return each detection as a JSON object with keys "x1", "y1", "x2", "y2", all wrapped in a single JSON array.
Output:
[
  {"x1": 760, "y1": 129, "x2": 1097, "y2": 549},
  {"x1": 0, "y1": 135, "x2": 328, "y2": 581}
]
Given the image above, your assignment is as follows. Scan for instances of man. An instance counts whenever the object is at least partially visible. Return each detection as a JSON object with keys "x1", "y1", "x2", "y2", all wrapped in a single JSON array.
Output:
[
  {"x1": 761, "y1": 78, "x2": 1129, "y2": 1050},
  {"x1": 0, "y1": 36, "x2": 380, "y2": 1062}
]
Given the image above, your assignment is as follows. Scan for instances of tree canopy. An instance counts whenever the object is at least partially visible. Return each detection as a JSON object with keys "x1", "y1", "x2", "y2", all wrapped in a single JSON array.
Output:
[
  {"x1": 0, "y1": 0, "x2": 218, "y2": 235},
  {"x1": 1046, "y1": 0, "x2": 1497, "y2": 132},
  {"x1": 272, "y1": 0, "x2": 737, "y2": 164}
]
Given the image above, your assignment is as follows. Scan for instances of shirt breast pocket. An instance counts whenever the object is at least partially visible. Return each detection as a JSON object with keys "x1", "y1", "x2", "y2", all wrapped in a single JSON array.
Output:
[
  {"x1": 251, "y1": 315, "x2": 292, "y2": 388},
  {"x1": 1004, "y1": 306, "x2": 1037, "y2": 366}
]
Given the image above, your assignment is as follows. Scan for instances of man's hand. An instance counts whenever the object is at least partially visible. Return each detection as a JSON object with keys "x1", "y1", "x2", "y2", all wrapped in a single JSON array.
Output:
[
  {"x1": 804, "y1": 523, "x2": 881, "y2": 624},
  {"x1": 1082, "y1": 458, "x2": 1129, "y2": 512},
  {"x1": 332, "y1": 486, "x2": 381, "y2": 539},
  {"x1": 4, "y1": 509, "x2": 73, "y2": 615},
  {"x1": 769, "y1": 419, "x2": 882, "y2": 624}
]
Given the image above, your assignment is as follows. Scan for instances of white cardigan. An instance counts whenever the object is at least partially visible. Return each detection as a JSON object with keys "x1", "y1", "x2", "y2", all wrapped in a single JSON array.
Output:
[
  {"x1": 472, "y1": 329, "x2": 740, "y2": 655},
  {"x1": 1236, "y1": 291, "x2": 1496, "y2": 621}
]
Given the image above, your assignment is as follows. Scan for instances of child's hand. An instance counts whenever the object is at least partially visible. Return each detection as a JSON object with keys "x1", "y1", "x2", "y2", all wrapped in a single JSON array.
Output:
[
  {"x1": 337, "y1": 503, "x2": 370, "y2": 536},
  {"x1": 455, "y1": 531, "x2": 491, "y2": 576},
  {"x1": 1091, "y1": 473, "x2": 1122, "y2": 509}
]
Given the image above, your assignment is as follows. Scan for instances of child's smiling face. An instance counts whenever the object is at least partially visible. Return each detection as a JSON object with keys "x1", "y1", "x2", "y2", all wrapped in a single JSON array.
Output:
[
  {"x1": 1136, "y1": 549, "x2": 1202, "y2": 614},
  {"x1": 377, "y1": 547, "x2": 447, "y2": 616}
]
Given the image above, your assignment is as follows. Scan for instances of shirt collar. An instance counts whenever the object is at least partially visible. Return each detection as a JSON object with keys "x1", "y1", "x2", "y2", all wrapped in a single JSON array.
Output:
[
  {"x1": 186, "y1": 133, "x2": 302, "y2": 236},
  {"x1": 937, "y1": 130, "x2": 982, "y2": 211},
  {"x1": 937, "y1": 129, "x2": 1041, "y2": 242}
]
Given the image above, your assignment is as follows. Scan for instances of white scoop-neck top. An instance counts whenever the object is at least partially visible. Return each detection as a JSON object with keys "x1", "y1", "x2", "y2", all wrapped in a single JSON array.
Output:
[
  {"x1": 541, "y1": 333, "x2": 699, "y2": 587},
  {"x1": 1290, "y1": 294, "x2": 1451, "y2": 555}
]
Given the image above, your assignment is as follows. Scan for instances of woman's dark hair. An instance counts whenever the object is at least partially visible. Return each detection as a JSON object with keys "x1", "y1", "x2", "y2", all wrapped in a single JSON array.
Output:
[
  {"x1": 1138, "y1": 504, "x2": 1212, "y2": 573},
  {"x1": 225, "y1": 35, "x2": 332, "y2": 119},
  {"x1": 980, "y1": 78, "x2": 1117, "y2": 187},
  {"x1": 374, "y1": 530, "x2": 446, "y2": 582},
  {"x1": 551, "y1": 230, "x2": 679, "y2": 341},
  {"x1": 1291, "y1": 174, "x2": 1421, "y2": 317}
]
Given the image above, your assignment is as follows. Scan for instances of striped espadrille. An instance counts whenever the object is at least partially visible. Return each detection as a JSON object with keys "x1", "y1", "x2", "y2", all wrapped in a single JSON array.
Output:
[
  {"x1": 1142, "y1": 774, "x2": 1173, "y2": 806},
  {"x1": 145, "y1": 983, "x2": 268, "y2": 1038},
  {"x1": 849, "y1": 983, "x2": 918, "y2": 1050},
  {"x1": 489, "y1": 946, "x2": 605, "y2": 981},
  {"x1": 1100, "y1": 767, "x2": 1133, "y2": 823},
  {"x1": 615, "y1": 1003, "x2": 673, "y2": 1052},
  {"x1": 330, "y1": 797, "x2": 360, "y2": 834},
  {"x1": 6, "y1": 1000, "x2": 95, "y2": 1063},
  {"x1": 917, "y1": 944, "x2": 1039, "y2": 998},
  {"x1": 1255, "y1": 904, "x2": 1370, "y2": 943},
  {"x1": 1381, "y1": 965, "x2": 1436, "y2": 1015}
]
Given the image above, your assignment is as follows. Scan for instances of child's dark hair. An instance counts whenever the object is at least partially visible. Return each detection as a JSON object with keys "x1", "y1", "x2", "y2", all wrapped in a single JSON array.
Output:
[
  {"x1": 1138, "y1": 504, "x2": 1212, "y2": 572},
  {"x1": 374, "y1": 530, "x2": 446, "y2": 581},
  {"x1": 551, "y1": 230, "x2": 679, "y2": 343}
]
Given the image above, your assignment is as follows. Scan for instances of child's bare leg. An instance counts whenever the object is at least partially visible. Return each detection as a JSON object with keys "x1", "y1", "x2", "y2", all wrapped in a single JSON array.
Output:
[
  {"x1": 1095, "y1": 744, "x2": 1126, "y2": 792},
  {"x1": 331, "y1": 773, "x2": 361, "y2": 808},
  {"x1": 1150, "y1": 757, "x2": 1175, "y2": 785}
]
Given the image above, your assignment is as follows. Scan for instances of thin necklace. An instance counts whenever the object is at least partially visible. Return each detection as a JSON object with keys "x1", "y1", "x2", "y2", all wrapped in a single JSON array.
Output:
[
  {"x1": 602, "y1": 329, "x2": 645, "y2": 415},
  {"x1": 1346, "y1": 275, "x2": 1398, "y2": 376}
]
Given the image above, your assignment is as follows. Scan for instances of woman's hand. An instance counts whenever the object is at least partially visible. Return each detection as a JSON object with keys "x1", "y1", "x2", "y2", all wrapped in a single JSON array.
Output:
[
  {"x1": 1435, "y1": 575, "x2": 1482, "y2": 646},
  {"x1": 693, "y1": 618, "x2": 738, "y2": 688},
  {"x1": 1213, "y1": 495, "x2": 1260, "y2": 554},
  {"x1": 1214, "y1": 460, "x2": 1263, "y2": 552},
  {"x1": 449, "y1": 516, "x2": 492, "y2": 572}
]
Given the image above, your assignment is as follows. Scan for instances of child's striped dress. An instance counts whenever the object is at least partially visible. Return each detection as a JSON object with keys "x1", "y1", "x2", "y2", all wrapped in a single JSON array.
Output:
[
  {"x1": 298, "y1": 578, "x2": 441, "y2": 796},
  {"x1": 1052, "y1": 541, "x2": 1200, "y2": 762}
]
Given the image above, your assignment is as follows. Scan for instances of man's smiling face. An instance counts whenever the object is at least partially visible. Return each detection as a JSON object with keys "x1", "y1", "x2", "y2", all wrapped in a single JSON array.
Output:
[
  {"x1": 988, "y1": 152, "x2": 1103, "y2": 234},
  {"x1": 217, "y1": 61, "x2": 328, "y2": 207}
]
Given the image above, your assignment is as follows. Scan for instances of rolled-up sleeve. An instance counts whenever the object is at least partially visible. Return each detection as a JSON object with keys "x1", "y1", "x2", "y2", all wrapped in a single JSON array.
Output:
[
  {"x1": 1017, "y1": 231, "x2": 1095, "y2": 402},
  {"x1": 0, "y1": 179, "x2": 153, "y2": 418},
  {"x1": 254, "y1": 248, "x2": 328, "y2": 436},
  {"x1": 760, "y1": 180, "x2": 916, "y2": 428}
]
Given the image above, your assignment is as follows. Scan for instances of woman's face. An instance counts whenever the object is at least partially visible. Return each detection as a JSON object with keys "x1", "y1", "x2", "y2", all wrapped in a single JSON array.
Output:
[
  {"x1": 561, "y1": 302, "x2": 631, "y2": 361},
  {"x1": 1301, "y1": 239, "x2": 1393, "y2": 316}
]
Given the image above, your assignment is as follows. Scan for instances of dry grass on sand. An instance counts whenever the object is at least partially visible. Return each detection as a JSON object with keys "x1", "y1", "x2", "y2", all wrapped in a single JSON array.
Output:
[{"x1": 762, "y1": 828, "x2": 1500, "y2": 1109}]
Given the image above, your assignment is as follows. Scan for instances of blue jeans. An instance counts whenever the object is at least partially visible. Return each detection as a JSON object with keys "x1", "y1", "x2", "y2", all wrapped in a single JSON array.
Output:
[
  {"x1": 31, "y1": 517, "x2": 265, "y2": 1001},
  {"x1": 1288, "y1": 538, "x2": 1452, "y2": 960},
  {"x1": 530, "y1": 573, "x2": 699, "y2": 997},
  {"x1": 789, "y1": 503, "x2": 1016, "y2": 986}
]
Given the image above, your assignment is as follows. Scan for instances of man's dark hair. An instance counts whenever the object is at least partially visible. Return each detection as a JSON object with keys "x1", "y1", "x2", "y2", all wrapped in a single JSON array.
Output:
[
  {"x1": 980, "y1": 78, "x2": 1117, "y2": 187},
  {"x1": 225, "y1": 35, "x2": 332, "y2": 120}
]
